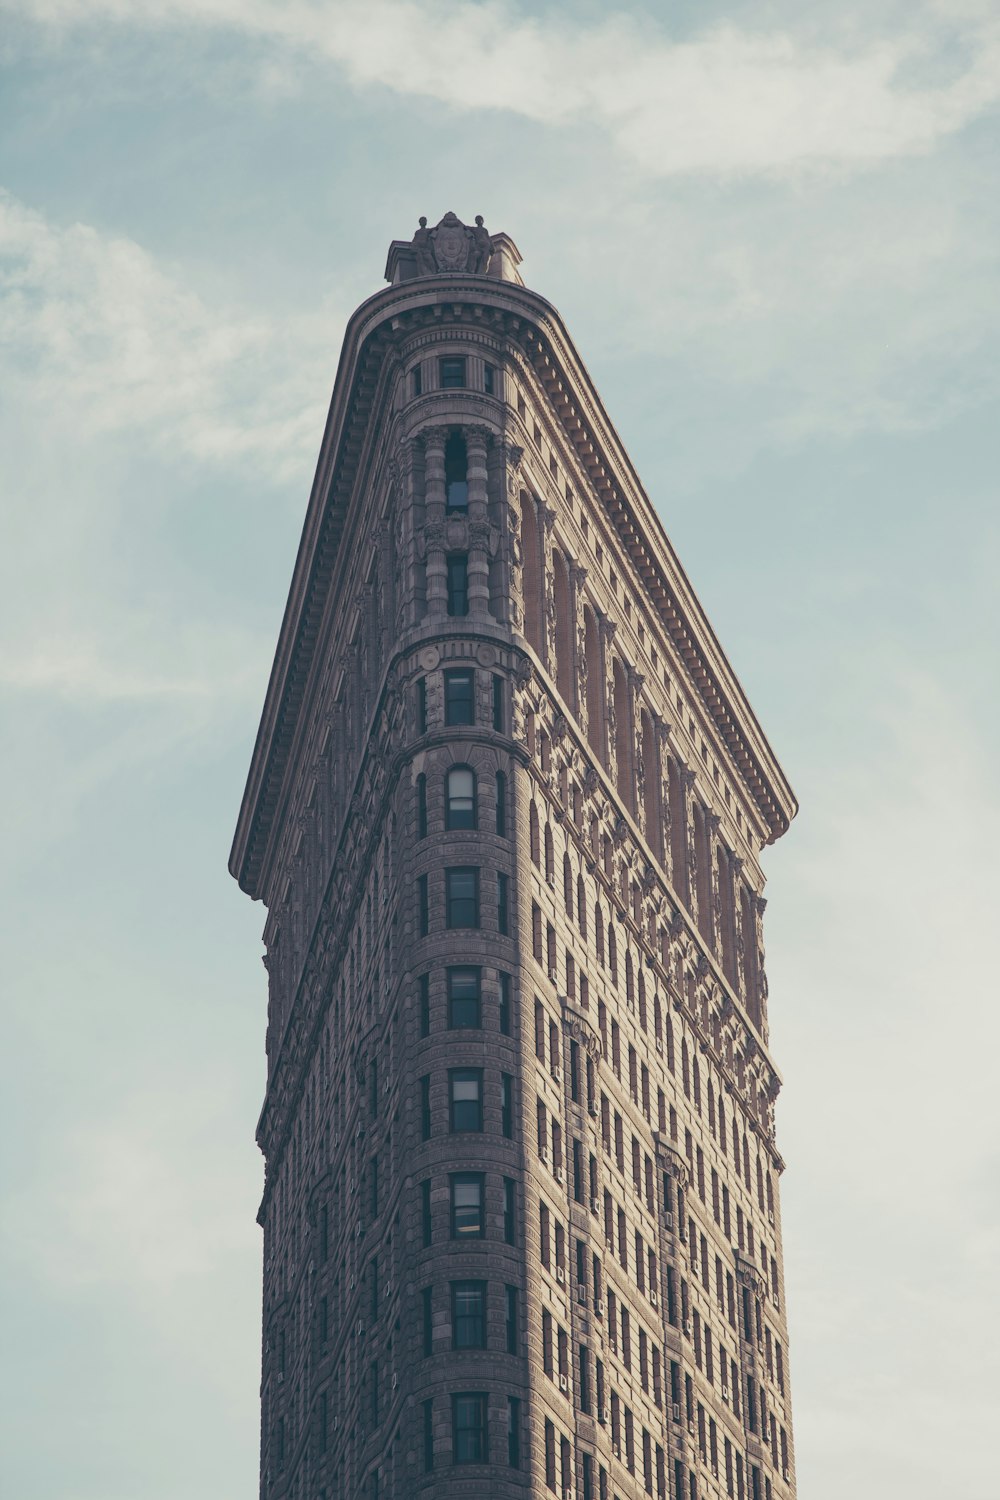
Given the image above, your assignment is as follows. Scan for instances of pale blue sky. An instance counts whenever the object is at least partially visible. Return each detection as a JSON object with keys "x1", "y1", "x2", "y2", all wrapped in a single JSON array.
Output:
[{"x1": 1, "y1": 3, "x2": 998, "y2": 1498}]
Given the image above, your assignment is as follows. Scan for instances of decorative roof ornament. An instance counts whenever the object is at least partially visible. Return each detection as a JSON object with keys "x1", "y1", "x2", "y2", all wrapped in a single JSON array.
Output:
[
  {"x1": 384, "y1": 214, "x2": 522, "y2": 285},
  {"x1": 412, "y1": 211, "x2": 492, "y2": 275}
]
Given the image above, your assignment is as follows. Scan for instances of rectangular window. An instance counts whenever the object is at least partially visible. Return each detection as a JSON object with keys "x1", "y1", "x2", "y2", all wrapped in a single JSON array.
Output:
[
  {"x1": 419, "y1": 973, "x2": 430, "y2": 1037},
  {"x1": 495, "y1": 770, "x2": 507, "y2": 836},
  {"x1": 484, "y1": 362, "x2": 495, "y2": 395},
  {"x1": 440, "y1": 356, "x2": 466, "y2": 389},
  {"x1": 492, "y1": 672, "x2": 505, "y2": 731},
  {"x1": 447, "y1": 554, "x2": 469, "y2": 616},
  {"x1": 507, "y1": 1395, "x2": 520, "y2": 1468},
  {"x1": 420, "y1": 1075, "x2": 431, "y2": 1140},
  {"x1": 447, "y1": 967, "x2": 481, "y2": 1028},
  {"x1": 449, "y1": 1068, "x2": 483, "y2": 1131},
  {"x1": 499, "y1": 971, "x2": 512, "y2": 1035},
  {"x1": 497, "y1": 872, "x2": 509, "y2": 934},
  {"x1": 505, "y1": 1284, "x2": 518, "y2": 1354},
  {"x1": 544, "y1": 1418, "x2": 556, "y2": 1490},
  {"x1": 450, "y1": 1172, "x2": 485, "y2": 1238},
  {"x1": 421, "y1": 1179, "x2": 432, "y2": 1245},
  {"x1": 503, "y1": 1176, "x2": 516, "y2": 1243},
  {"x1": 411, "y1": 364, "x2": 422, "y2": 397},
  {"x1": 452, "y1": 1392, "x2": 488, "y2": 1463},
  {"x1": 417, "y1": 874, "x2": 429, "y2": 936},
  {"x1": 423, "y1": 1398, "x2": 434, "y2": 1471},
  {"x1": 417, "y1": 676, "x2": 427, "y2": 734},
  {"x1": 451, "y1": 1280, "x2": 486, "y2": 1348},
  {"x1": 422, "y1": 1286, "x2": 433, "y2": 1356},
  {"x1": 501, "y1": 1072, "x2": 514, "y2": 1138},
  {"x1": 444, "y1": 668, "x2": 475, "y2": 725},
  {"x1": 446, "y1": 866, "x2": 479, "y2": 927}
]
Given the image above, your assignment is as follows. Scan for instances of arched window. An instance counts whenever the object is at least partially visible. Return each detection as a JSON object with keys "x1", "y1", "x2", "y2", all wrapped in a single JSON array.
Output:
[
  {"x1": 612, "y1": 657, "x2": 632, "y2": 811},
  {"x1": 576, "y1": 875, "x2": 587, "y2": 939},
  {"x1": 563, "y1": 854, "x2": 573, "y2": 918},
  {"x1": 520, "y1": 494, "x2": 543, "y2": 654},
  {"x1": 583, "y1": 605, "x2": 603, "y2": 761},
  {"x1": 544, "y1": 824, "x2": 554, "y2": 883},
  {"x1": 529, "y1": 802, "x2": 540, "y2": 865},
  {"x1": 595, "y1": 903, "x2": 605, "y2": 965},
  {"x1": 608, "y1": 923, "x2": 618, "y2": 984},
  {"x1": 445, "y1": 767, "x2": 477, "y2": 830},
  {"x1": 445, "y1": 431, "x2": 468, "y2": 512},
  {"x1": 553, "y1": 548, "x2": 573, "y2": 705}
]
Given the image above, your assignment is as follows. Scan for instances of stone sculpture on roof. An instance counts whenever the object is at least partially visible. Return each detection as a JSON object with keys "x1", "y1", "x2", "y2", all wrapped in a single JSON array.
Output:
[{"x1": 410, "y1": 211, "x2": 492, "y2": 275}]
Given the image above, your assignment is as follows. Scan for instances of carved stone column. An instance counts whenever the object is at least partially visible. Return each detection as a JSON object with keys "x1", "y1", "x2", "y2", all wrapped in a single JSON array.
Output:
[
  {"x1": 599, "y1": 614, "x2": 617, "y2": 784},
  {"x1": 704, "y1": 808, "x2": 721, "y2": 951},
  {"x1": 568, "y1": 561, "x2": 588, "y2": 720},
  {"x1": 572, "y1": 564, "x2": 590, "y2": 739},
  {"x1": 626, "y1": 665, "x2": 645, "y2": 823},
  {"x1": 679, "y1": 764, "x2": 697, "y2": 912},
  {"x1": 422, "y1": 428, "x2": 448, "y2": 617},
  {"x1": 502, "y1": 442, "x2": 525, "y2": 630},
  {"x1": 539, "y1": 502, "x2": 557, "y2": 673},
  {"x1": 465, "y1": 426, "x2": 492, "y2": 616}
]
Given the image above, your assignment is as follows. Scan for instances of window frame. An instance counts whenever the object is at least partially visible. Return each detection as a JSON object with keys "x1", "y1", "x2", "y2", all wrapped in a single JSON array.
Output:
[
  {"x1": 447, "y1": 966, "x2": 482, "y2": 1028},
  {"x1": 450, "y1": 1172, "x2": 486, "y2": 1239},
  {"x1": 449, "y1": 1067, "x2": 484, "y2": 1132},
  {"x1": 445, "y1": 766, "x2": 477, "y2": 831},
  {"x1": 445, "y1": 866, "x2": 480, "y2": 928},
  {"x1": 446, "y1": 553, "x2": 470, "y2": 617},
  {"x1": 451, "y1": 1280, "x2": 487, "y2": 1350},
  {"x1": 451, "y1": 1391, "x2": 489, "y2": 1465},
  {"x1": 444, "y1": 668, "x2": 475, "y2": 726}
]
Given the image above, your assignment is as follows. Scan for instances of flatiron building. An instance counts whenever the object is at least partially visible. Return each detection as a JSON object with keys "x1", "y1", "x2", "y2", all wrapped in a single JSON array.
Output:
[{"x1": 230, "y1": 212, "x2": 799, "y2": 1500}]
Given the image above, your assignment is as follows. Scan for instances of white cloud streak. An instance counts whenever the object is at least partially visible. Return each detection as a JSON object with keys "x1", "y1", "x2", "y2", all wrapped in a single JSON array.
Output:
[
  {"x1": 10, "y1": 0, "x2": 1000, "y2": 178},
  {"x1": 0, "y1": 189, "x2": 339, "y2": 481}
]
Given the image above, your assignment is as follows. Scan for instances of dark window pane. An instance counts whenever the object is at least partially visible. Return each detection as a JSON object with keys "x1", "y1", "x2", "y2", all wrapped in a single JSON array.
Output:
[
  {"x1": 449, "y1": 1068, "x2": 483, "y2": 1131},
  {"x1": 446, "y1": 767, "x2": 476, "y2": 830},
  {"x1": 445, "y1": 430, "x2": 468, "y2": 511},
  {"x1": 440, "y1": 357, "x2": 467, "y2": 390},
  {"x1": 495, "y1": 771, "x2": 506, "y2": 836},
  {"x1": 451, "y1": 1281, "x2": 486, "y2": 1348},
  {"x1": 447, "y1": 554, "x2": 469, "y2": 616},
  {"x1": 446, "y1": 866, "x2": 479, "y2": 927},
  {"x1": 451, "y1": 1174, "x2": 484, "y2": 1238},
  {"x1": 452, "y1": 1392, "x2": 488, "y2": 1463},
  {"x1": 444, "y1": 669, "x2": 475, "y2": 725},
  {"x1": 448, "y1": 967, "x2": 481, "y2": 1028},
  {"x1": 484, "y1": 363, "x2": 495, "y2": 395}
]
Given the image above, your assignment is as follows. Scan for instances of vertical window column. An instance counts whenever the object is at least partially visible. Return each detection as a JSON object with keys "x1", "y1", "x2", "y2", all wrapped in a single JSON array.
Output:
[
  {"x1": 423, "y1": 427, "x2": 449, "y2": 616},
  {"x1": 465, "y1": 427, "x2": 492, "y2": 615}
]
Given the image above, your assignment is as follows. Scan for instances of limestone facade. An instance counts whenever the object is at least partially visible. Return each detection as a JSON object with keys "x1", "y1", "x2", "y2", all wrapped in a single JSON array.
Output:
[{"x1": 230, "y1": 214, "x2": 799, "y2": 1500}]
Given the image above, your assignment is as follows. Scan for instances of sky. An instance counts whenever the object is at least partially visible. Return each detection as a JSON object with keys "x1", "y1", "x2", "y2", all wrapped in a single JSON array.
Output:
[{"x1": 1, "y1": 2, "x2": 998, "y2": 1497}]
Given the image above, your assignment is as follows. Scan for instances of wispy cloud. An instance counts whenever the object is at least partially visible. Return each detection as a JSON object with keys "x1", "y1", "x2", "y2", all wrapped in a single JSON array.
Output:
[
  {"x1": 10, "y1": 0, "x2": 1000, "y2": 178},
  {"x1": 0, "y1": 189, "x2": 340, "y2": 481}
]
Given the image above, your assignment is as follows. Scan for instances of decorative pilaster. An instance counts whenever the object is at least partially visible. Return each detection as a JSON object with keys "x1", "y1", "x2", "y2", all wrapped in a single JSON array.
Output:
[
  {"x1": 465, "y1": 426, "x2": 492, "y2": 616},
  {"x1": 502, "y1": 442, "x2": 525, "y2": 630},
  {"x1": 539, "y1": 502, "x2": 557, "y2": 672}
]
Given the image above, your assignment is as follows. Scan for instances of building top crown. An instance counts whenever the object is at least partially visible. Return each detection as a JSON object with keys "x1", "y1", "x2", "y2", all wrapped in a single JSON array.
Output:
[{"x1": 384, "y1": 211, "x2": 523, "y2": 286}]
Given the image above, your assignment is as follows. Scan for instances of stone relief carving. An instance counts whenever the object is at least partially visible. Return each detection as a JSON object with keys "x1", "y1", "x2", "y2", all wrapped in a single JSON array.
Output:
[{"x1": 410, "y1": 212, "x2": 492, "y2": 275}]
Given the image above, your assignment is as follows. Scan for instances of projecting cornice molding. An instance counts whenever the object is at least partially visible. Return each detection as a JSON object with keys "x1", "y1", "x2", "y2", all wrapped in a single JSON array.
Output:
[{"x1": 230, "y1": 270, "x2": 797, "y2": 901}]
